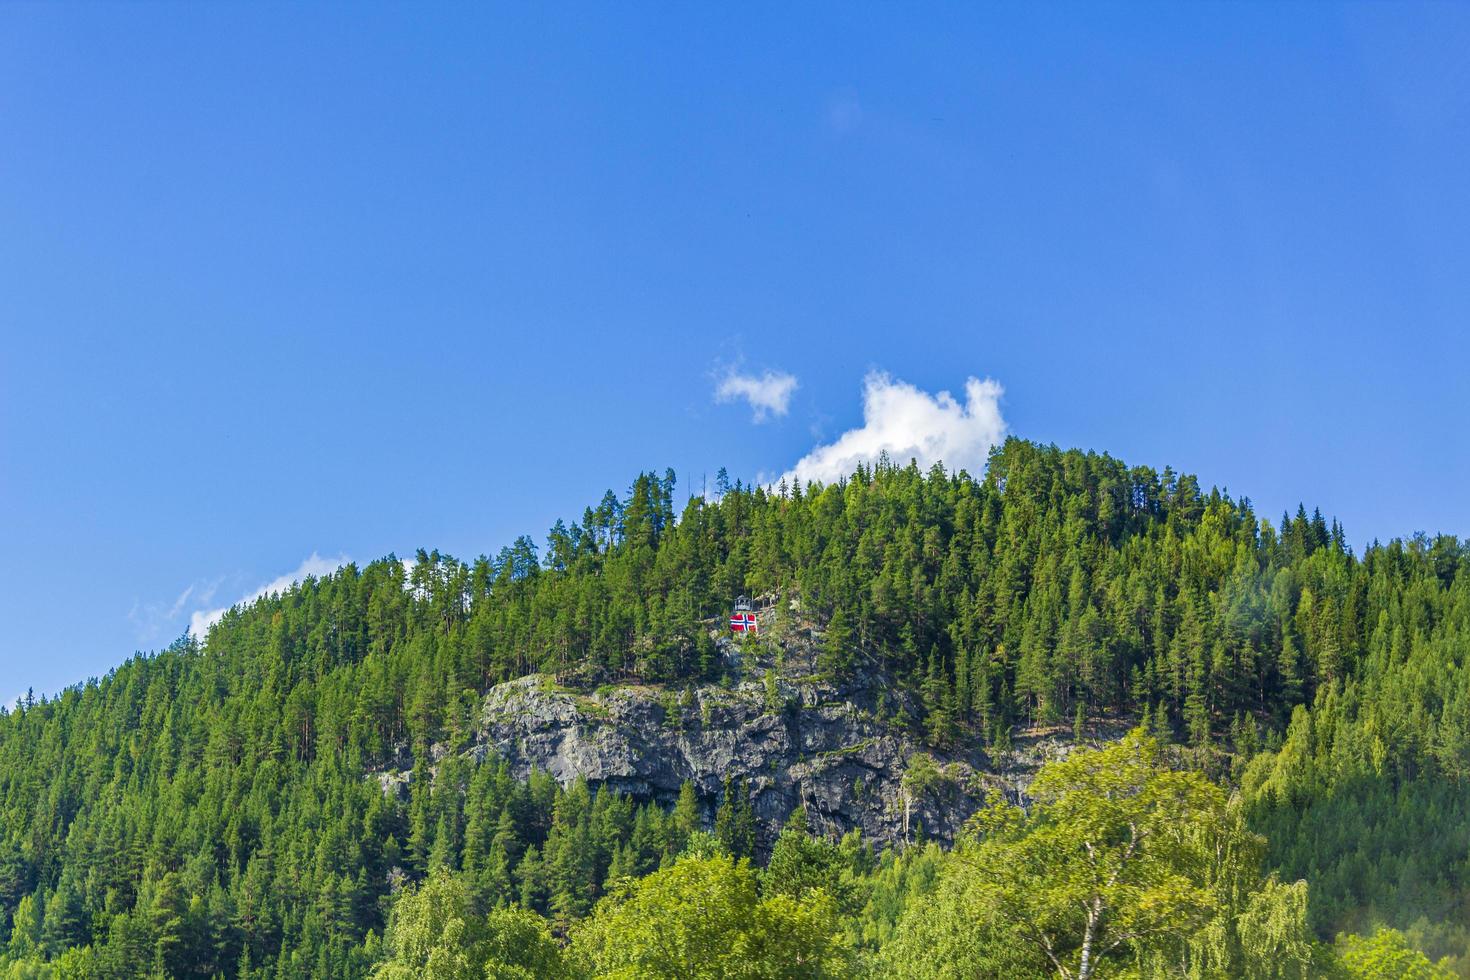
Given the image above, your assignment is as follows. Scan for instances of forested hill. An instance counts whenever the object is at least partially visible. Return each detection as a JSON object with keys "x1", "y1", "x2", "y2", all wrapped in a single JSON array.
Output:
[{"x1": 0, "y1": 438, "x2": 1467, "y2": 977}]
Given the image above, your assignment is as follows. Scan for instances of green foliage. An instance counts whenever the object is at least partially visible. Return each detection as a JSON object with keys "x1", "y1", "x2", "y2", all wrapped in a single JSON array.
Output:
[
  {"x1": 876, "y1": 848, "x2": 1049, "y2": 979},
  {"x1": 372, "y1": 869, "x2": 569, "y2": 980},
  {"x1": 889, "y1": 730, "x2": 1325, "y2": 980},
  {"x1": 570, "y1": 853, "x2": 853, "y2": 978},
  {"x1": 714, "y1": 778, "x2": 757, "y2": 859},
  {"x1": 962, "y1": 731, "x2": 1222, "y2": 977},
  {"x1": 850, "y1": 842, "x2": 944, "y2": 952},
  {"x1": 0, "y1": 442, "x2": 1465, "y2": 974},
  {"x1": 762, "y1": 808, "x2": 870, "y2": 918},
  {"x1": 372, "y1": 870, "x2": 490, "y2": 980},
  {"x1": 1337, "y1": 927, "x2": 1457, "y2": 979}
]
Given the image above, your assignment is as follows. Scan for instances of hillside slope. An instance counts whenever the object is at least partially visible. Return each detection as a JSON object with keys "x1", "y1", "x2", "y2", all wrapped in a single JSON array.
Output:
[{"x1": 0, "y1": 439, "x2": 1466, "y2": 976}]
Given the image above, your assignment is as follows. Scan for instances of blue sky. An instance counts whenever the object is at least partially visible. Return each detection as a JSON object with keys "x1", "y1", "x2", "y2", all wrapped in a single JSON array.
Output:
[{"x1": 2, "y1": 4, "x2": 1468, "y2": 700}]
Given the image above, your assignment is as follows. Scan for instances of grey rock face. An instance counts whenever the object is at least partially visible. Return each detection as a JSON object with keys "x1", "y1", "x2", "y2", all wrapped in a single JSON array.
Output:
[
  {"x1": 372, "y1": 624, "x2": 1133, "y2": 853},
  {"x1": 470, "y1": 652, "x2": 996, "y2": 851}
]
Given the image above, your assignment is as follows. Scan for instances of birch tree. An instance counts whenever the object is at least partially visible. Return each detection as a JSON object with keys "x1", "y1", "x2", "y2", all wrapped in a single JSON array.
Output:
[{"x1": 960, "y1": 729, "x2": 1221, "y2": 980}]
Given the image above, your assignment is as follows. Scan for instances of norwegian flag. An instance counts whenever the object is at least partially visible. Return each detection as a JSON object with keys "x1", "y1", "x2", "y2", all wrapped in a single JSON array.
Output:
[{"x1": 730, "y1": 612, "x2": 757, "y2": 633}]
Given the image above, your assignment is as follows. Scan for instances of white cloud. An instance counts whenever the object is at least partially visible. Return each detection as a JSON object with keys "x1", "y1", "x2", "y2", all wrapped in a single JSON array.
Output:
[
  {"x1": 715, "y1": 369, "x2": 799, "y2": 422},
  {"x1": 189, "y1": 552, "x2": 349, "y2": 639},
  {"x1": 129, "y1": 579, "x2": 220, "y2": 645},
  {"x1": 166, "y1": 584, "x2": 195, "y2": 620},
  {"x1": 775, "y1": 372, "x2": 1006, "y2": 487}
]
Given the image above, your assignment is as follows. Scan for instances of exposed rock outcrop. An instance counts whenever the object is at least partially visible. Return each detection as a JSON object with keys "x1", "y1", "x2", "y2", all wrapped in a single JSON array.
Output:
[
  {"x1": 373, "y1": 615, "x2": 1132, "y2": 853},
  {"x1": 472, "y1": 670, "x2": 979, "y2": 851}
]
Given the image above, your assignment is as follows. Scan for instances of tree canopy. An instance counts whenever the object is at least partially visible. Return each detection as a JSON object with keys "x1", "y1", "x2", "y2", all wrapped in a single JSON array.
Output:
[{"x1": 0, "y1": 439, "x2": 1465, "y2": 976}]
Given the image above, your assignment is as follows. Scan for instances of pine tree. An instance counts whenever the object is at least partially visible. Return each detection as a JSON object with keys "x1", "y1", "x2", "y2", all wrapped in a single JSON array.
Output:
[{"x1": 671, "y1": 781, "x2": 702, "y2": 854}]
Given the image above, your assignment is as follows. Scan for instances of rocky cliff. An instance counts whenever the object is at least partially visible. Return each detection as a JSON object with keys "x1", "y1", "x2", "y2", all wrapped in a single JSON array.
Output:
[{"x1": 376, "y1": 611, "x2": 1130, "y2": 852}]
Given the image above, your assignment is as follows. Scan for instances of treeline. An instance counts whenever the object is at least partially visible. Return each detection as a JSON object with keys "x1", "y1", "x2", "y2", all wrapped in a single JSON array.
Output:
[{"x1": 0, "y1": 439, "x2": 1465, "y2": 974}]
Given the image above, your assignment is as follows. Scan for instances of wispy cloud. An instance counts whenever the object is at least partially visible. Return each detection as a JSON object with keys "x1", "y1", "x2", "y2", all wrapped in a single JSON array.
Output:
[
  {"x1": 715, "y1": 369, "x2": 799, "y2": 422},
  {"x1": 166, "y1": 584, "x2": 196, "y2": 620},
  {"x1": 129, "y1": 579, "x2": 220, "y2": 645},
  {"x1": 189, "y1": 552, "x2": 349, "y2": 640},
  {"x1": 775, "y1": 372, "x2": 1006, "y2": 487}
]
